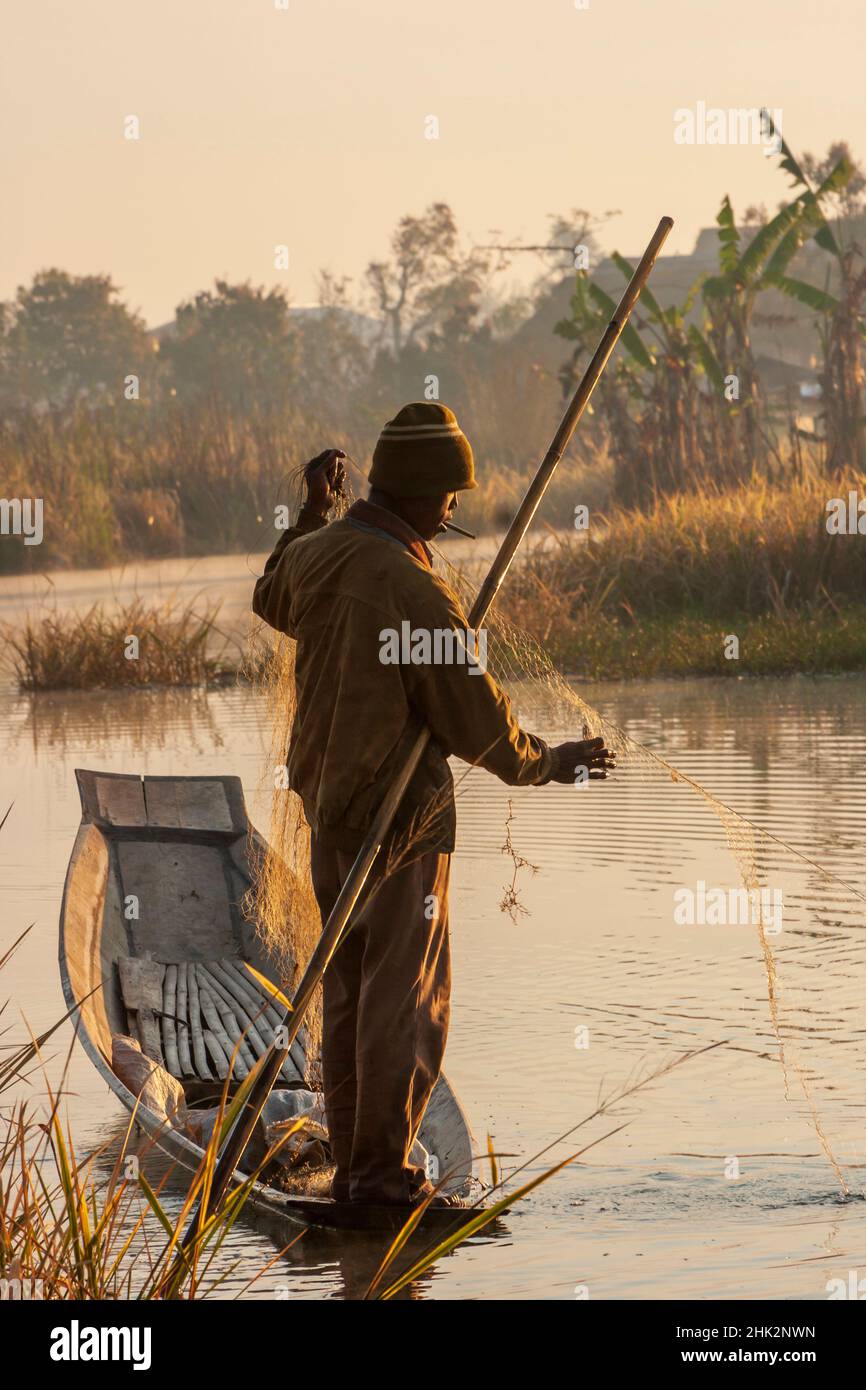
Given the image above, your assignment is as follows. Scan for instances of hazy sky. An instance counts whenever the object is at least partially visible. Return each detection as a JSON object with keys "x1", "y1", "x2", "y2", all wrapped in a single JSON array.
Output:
[{"x1": 3, "y1": 0, "x2": 864, "y2": 326}]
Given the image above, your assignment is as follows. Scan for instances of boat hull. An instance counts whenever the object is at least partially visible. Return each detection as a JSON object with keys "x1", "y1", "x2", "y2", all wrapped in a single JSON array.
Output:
[{"x1": 59, "y1": 769, "x2": 476, "y2": 1234}]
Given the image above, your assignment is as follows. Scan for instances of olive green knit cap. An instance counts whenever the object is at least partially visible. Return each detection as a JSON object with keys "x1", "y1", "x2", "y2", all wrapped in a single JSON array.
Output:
[{"x1": 369, "y1": 401, "x2": 476, "y2": 498}]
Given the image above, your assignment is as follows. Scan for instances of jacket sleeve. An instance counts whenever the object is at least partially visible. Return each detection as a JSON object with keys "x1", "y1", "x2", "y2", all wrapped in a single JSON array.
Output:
[
  {"x1": 408, "y1": 585, "x2": 554, "y2": 787},
  {"x1": 252, "y1": 505, "x2": 328, "y2": 634}
]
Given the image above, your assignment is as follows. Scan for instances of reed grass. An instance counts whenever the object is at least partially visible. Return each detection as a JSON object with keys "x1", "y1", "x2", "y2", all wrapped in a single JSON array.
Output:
[
  {"x1": 2, "y1": 598, "x2": 237, "y2": 692},
  {"x1": 499, "y1": 471, "x2": 866, "y2": 677},
  {"x1": 0, "y1": 399, "x2": 609, "y2": 576},
  {"x1": 0, "y1": 1073, "x2": 306, "y2": 1300},
  {"x1": 508, "y1": 471, "x2": 866, "y2": 621},
  {"x1": 0, "y1": 405, "x2": 318, "y2": 574},
  {"x1": 7, "y1": 465, "x2": 863, "y2": 690}
]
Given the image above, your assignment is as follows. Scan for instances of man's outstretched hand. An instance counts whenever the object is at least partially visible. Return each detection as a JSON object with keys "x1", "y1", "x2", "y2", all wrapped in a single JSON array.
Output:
[
  {"x1": 548, "y1": 736, "x2": 616, "y2": 784},
  {"x1": 304, "y1": 448, "x2": 346, "y2": 516}
]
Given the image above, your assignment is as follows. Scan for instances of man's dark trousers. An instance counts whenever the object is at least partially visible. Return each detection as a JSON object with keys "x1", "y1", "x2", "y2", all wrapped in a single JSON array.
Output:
[{"x1": 310, "y1": 837, "x2": 451, "y2": 1204}]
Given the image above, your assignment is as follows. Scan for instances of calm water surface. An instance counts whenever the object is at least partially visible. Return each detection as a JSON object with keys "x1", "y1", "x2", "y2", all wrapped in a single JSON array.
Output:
[{"x1": 1, "y1": 557, "x2": 865, "y2": 1300}]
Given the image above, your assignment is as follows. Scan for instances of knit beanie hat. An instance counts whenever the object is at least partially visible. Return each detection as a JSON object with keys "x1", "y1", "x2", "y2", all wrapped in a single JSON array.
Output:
[{"x1": 369, "y1": 402, "x2": 476, "y2": 498}]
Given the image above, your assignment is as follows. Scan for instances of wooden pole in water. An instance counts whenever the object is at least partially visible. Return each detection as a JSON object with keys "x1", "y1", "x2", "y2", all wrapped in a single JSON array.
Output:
[{"x1": 182, "y1": 214, "x2": 673, "y2": 1245}]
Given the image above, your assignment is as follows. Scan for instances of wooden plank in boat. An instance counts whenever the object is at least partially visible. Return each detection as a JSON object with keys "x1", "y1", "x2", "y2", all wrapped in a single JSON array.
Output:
[
  {"x1": 143, "y1": 778, "x2": 235, "y2": 833},
  {"x1": 117, "y1": 956, "x2": 163, "y2": 1010},
  {"x1": 76, "y1": 771, "x2": 148, "y2": 827},
  {"x1": 118, "y1": 957, "x2": 165, "y2": 1063},
  {"x1": 116, "y1": 841, "x2": 237, "y2": 959},
  {"x1": 74, "y1": 771, "x2": 248, "y2": 836}
]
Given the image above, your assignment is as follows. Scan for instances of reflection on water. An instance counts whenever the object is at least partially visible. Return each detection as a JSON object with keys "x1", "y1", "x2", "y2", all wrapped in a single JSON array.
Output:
[{"x1": 1, "y1": 669, "x2": 865, "y2": 1300}]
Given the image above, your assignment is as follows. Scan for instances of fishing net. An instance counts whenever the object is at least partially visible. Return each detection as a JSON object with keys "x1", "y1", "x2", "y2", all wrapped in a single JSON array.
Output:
[
  {"x1": 443, "y1": 554, "x2": 866, "y2": 1198},
  {"x1": 246, "y1": 479, "x2": 866, "y2": 1196}
]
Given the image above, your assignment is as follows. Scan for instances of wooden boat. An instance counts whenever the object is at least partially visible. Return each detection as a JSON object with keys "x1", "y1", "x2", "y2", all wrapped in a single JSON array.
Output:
[{"x1": 59, "y1": 769, "x2": 476, "y2": 1234}]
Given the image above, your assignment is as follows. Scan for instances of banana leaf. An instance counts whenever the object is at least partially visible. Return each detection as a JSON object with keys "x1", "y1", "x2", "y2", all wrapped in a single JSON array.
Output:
[
  {"x1": 736, "y1": 199, "x2": 807, "y2": 285},
  {"x1": 611, "y1": 250, "x2": 664, "y2": 324},
  {"x1": 687, "y1": 325, "x2": 726, "y2": 392},
  {"x1": 770, "y1": 275, "x2": 840, "y2": 316},
  {"x1": 716, "y1": 196, "x2": 740, "y2": 275},
  {"x1": 587, "y1": 282, "x2": 655, "y2": 370}
]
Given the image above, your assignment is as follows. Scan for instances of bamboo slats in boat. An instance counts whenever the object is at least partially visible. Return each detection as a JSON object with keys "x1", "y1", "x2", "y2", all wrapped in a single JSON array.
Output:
[{"x1": 158, "y1": 957, "x2": 304, "y2": 1085}]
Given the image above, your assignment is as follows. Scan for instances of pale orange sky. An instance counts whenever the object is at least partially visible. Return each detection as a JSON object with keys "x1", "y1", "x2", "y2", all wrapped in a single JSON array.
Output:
[{"x1": 3, "y1": 0, "x2": 864, "y2": 326}]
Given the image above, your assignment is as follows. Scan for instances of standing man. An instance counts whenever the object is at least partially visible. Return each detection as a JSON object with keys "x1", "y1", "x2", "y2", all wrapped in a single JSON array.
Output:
[{"x1": 253, "y1": 401, "x2": 614, "y2": 1209}]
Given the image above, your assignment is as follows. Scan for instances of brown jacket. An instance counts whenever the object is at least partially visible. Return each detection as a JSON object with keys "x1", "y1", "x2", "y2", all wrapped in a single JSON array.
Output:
[{"x1": 252, "y1": 499, "x2": 553, "y2": 854}]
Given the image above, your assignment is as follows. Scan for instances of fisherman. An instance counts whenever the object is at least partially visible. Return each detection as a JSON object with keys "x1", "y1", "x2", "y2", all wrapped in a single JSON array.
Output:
[{"x1": 252, "y1": 401, "x2": 614, "y2": 1210}]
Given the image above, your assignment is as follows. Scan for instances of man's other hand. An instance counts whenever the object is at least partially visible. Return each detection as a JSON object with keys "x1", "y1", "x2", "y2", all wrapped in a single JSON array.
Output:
[
  {"x1": 305, "y1": 448, "x2": 346, "y2": 515},
  {"x1": 548, "y1": 736, "x2": 616, "y2": 784}
]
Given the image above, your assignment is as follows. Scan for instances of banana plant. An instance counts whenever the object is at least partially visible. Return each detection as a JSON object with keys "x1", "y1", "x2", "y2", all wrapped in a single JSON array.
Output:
[
  {"x1": 759, "y1": 111, "x2": 865, "y2": 473},
  {"x1": 555, "y1": 238, "x2": 732, "y2": 501},
  {"x1": 554, "y1": 157, "x2": 862, "y2": 502}
]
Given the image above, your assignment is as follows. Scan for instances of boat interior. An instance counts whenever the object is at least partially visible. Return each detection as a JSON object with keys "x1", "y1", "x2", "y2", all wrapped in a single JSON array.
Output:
[
  {"x1": 60, "y1": 769, "x2": 475, "y2": 1199},
  {"x1": 61, "y1": 770, "x2": 307, "y2": 1104}
]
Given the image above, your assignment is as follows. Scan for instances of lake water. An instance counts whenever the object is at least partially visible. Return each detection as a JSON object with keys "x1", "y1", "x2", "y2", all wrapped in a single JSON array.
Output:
[{"x1": 2, "y1": 554, "x2": 865, "y2": 1300}]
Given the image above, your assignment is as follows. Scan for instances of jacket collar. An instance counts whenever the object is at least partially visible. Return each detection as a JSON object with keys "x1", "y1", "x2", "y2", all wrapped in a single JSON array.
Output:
[{"x1": 346, "y1": 498, "x2": 433, "y2": 569}]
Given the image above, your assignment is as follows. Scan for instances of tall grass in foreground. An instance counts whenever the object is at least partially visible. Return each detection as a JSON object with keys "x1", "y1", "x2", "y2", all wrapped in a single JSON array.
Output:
[
  {"x1": 0, "y1": 946, "x2": 300, "y2": 1297},
  {"x1": 1, "y1": 598, "x2": 237, "y2": 692}
]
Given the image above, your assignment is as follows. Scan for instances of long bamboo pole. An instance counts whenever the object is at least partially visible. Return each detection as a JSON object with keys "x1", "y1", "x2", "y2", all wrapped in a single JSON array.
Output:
[{"x1": 182, "y1": 214, "x2": 673, "y2": 1247}]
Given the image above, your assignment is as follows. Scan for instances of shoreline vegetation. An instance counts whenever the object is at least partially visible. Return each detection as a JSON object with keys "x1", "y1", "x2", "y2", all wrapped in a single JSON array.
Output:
[
  {"x1": 502, "y1": 470, "x2": 866, "y2": 680},
  {"x1": 3, "y1": 472, "x2": 865, "y2": 689},
  {"x1": 5, "y1": 606, "x2": 864, "y2": 690},
  {"x1": 551, "y1": 606, "x2": 866, "y2": 681}
]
